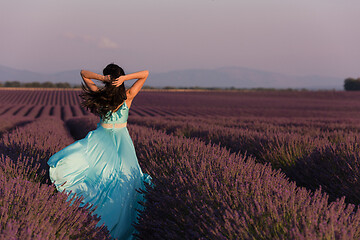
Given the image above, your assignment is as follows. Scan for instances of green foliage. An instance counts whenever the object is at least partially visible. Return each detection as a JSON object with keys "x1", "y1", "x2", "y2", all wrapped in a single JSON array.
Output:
[
  {"x1": 344, "y1": 78, "x2": 360, "y2": 91},
  {"x1": 142, "y1": 85, "x2": 156, "y2": 89},
  {"x1": 23, "y1": 82, "x2": 42, "y2": 88},
  {"x1": 4, "y1": 81, "x2": 21, "y2": 87},
  {"x1": 41, "y1": 82, "x2": 55, "y2": 88},
  {"x1": 55, "y1": 82, "x2": 71, "y2": 88}
]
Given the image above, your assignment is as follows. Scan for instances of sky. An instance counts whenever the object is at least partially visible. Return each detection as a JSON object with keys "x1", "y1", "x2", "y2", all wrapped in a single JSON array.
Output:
[{"x1": 1, "y1": 0, "x2": 359, "y2": 78}]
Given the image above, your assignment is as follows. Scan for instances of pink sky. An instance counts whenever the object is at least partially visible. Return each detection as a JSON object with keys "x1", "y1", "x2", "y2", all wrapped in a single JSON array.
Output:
[{"x1": 1, "y1": 0, "x2": 359, "y2": 78}]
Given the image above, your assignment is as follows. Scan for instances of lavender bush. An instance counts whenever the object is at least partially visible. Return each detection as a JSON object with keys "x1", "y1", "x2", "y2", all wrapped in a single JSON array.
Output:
[
  {"x1": 0, "y1": 117, "x2": 74, "y2": 183},
  {"x1": 287, "y1": 142, "x2": 360, "y2": 204},
  {"x1": 66, "y1": 116, "x2": 98, "y2": 140},
  {"x1": 0, "y1": 174, "x2": 110, "y2": 239},
  {"x1": 0, "y1": 116, "x2": 33, "y2": 137}
]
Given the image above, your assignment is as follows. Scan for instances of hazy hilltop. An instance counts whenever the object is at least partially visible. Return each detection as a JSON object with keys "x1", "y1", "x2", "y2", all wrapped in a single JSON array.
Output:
[
  {"x1": 0, "y1": 65, "x2": 80, "y2": 85},
  {"x1": 0, "y1": 65, "x2": 342, "y2": 90}
]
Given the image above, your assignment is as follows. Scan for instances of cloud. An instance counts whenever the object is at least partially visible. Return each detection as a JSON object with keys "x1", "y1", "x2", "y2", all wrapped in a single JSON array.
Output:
[
  {"x1": 98, "y1": 37, "x2": 118, "y2": 49},
  {"x1": 63, "y1": 32, "x2": 119, "y2": 49}
]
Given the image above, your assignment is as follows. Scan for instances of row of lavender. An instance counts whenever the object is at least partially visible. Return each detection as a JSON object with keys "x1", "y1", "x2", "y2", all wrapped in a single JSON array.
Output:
[
  {"x1": 68, "y1": 116, "x2": 360, "y2": 239},
  {"x1": 0, "y1": 103, "x2": 209, "y2": 120},
  {"x1": 0, "y1": 89, "x2": 227, "y2": 119},
  {"x1": 129, "y1": 115, "x2": 360, "y2": 206},
  {"x1": 3, "y1": 89, "x2": 360, "y2": 119},
  {"x1": 0, "y1": 89, "x2": 81, "y2": 106},
  {"x1": 0, "y1": 104, "x2": 87, "y2": 120}
]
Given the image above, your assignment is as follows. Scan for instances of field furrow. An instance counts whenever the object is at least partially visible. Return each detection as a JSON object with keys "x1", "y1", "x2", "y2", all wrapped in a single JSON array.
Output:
[{"x1": 2, "y1": 88, "x2": 360, "y2": 239}]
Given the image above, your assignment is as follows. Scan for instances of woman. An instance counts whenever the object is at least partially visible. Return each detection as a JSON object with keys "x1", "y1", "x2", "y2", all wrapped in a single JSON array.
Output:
[{"x1": 47, "y1": 63, "x2": 151, "y2": 240}]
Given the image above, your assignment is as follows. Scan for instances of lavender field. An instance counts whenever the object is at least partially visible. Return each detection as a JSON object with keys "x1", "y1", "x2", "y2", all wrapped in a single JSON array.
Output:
[{"x1": 2, "y1": 88, "x2": 360, "y2": 239}]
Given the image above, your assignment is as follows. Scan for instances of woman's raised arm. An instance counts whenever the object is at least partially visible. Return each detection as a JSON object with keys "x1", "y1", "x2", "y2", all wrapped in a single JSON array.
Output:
[
  {"x1": 80, "y1": 70, "x2": 111, "y2": 92},
  {"x1": 112, "y1": 70, "x2": 149, "y2": 100}
]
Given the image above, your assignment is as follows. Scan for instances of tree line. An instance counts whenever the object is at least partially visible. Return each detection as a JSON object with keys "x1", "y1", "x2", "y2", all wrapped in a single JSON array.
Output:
[
  {"x1": 0, "y1": 81, "x2": 80, "y2": 88},
  {"x1": 2, "y1": 79, "x2": 360, "y2": 91}
]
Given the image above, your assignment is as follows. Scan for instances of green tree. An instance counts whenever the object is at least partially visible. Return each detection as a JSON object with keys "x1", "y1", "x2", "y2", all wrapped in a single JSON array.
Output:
[
  {"x1": 23, "y1": 82, "x2": 41, "y2": 88},
  {"x1": 55, "y1": 82, "x2": 71, "y2": 88},
  {"x1": 344, "y1": 78, "x2": 360, "y2": 91},
  {"x1": 4, "y1": 81, "x2": 21, "y2": 87},
  {"x1": 41, "y1": 82, "x2": 55, "y2": 88}
]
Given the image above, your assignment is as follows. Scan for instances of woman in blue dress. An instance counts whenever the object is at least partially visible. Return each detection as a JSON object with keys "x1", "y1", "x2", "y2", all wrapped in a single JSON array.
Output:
[{"x1": 47, "y1": 63, "x2": 151, "y2": 240}]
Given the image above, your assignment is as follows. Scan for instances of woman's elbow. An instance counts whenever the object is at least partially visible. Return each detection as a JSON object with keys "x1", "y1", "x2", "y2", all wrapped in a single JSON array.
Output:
[{"x1": 143, "y1": 70, "x2": 149, "y2": 79}]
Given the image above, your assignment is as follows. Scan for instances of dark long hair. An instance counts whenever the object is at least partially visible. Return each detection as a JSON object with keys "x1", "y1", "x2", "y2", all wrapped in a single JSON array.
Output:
[{"x1": 80, "y1": 63, "x2": 127, "y2": 121}]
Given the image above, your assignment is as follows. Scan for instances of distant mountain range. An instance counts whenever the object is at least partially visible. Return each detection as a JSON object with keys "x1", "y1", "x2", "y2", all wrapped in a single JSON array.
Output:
[{"x1": 0, "y1": 65, "x2": 343, "y2": 90}]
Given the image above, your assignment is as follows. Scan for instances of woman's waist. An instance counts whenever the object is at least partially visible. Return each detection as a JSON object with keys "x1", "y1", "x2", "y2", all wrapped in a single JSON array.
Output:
[{"x1": 100, "y1": 122, "x2": 127, "y2": 129}]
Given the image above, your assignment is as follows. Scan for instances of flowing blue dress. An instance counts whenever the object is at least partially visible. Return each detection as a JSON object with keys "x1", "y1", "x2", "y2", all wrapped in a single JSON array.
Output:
[{"x1": 47, "y1": 102, "x2": 151, "y2": 240}]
